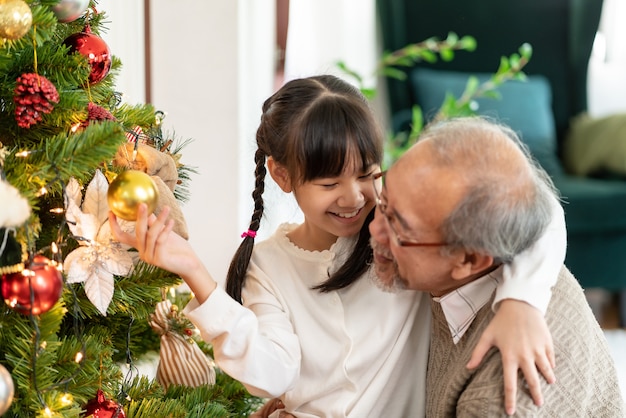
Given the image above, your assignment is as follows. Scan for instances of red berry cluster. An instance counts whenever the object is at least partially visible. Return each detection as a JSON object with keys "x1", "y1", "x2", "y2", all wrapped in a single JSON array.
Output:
[
  {"x1": 81, "y1": 102, "x2": 116, "y2": 127},
  {"x1": 13, "y1": 73, "x2": 60, "y2": 129}
]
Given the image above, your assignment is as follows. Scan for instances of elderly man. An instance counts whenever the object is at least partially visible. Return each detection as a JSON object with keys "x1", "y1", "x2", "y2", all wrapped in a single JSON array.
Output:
[{"x1": 369, "y1": 117, "x2": 625, "y2": 417}]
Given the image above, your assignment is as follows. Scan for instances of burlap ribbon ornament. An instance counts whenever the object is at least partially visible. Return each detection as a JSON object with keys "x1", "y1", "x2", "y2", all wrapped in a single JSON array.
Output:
[{"x1": 148, "y1": 299, "x2": 216, "y2": 389}]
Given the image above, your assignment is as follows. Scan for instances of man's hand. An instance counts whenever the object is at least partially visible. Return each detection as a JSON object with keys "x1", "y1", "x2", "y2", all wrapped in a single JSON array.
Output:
[{"x1": 467, "y1": 299, "x2": 556, "y2": 415}]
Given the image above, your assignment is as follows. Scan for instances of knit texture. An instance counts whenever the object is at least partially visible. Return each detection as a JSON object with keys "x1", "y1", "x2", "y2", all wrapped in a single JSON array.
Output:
[{"x1": 426, "y1": 266, "x2": 626, "y2": 417}]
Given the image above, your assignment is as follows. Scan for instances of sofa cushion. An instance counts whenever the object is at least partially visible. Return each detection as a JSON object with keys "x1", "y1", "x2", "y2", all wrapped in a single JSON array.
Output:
[
  {"x1": 410, "y1": 67, "x2": 563, "y2": 175},
  {"x1": 564, "y1": 112, "x2": 626, "y2": 177}
]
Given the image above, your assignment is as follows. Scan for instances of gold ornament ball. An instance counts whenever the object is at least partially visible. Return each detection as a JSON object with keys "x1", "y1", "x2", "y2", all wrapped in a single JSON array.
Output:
[
  {"x1": 0, "y1": 0, "x2": 33, "y2": 40},
  {"x1": 107, "y1": 170, "x2": 159, "y2": 221}
]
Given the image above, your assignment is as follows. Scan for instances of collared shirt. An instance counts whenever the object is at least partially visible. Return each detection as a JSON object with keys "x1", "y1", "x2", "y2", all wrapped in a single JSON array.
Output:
[{"x1": 432, "y1": 267, "x2": 502, "y2": 344}]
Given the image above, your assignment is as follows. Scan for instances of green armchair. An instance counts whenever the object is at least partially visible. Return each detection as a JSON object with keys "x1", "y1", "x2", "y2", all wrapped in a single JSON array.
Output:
[{"x1": 377, "y1": 0, "x2": 626, "y2": 325}]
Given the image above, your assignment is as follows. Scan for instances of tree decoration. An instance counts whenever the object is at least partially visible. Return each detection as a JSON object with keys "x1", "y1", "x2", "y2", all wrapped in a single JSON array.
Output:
[
  {"x1": 0, "y1": 0, "x2": 32, "y2": 40},
  {"x1": 83, "y1": 389, "x2": 126, "y2": 418},
  {"x1": 1, "y1": 254, "x2": 63, "y2": 315},
  {"x1": 113, "y1": 142, "x2": 189, "y2": 238},
  {"x1": 82, "y1": 102, "x2": 116, "y2": 127},
  {"x1": 0, "y1": 178, "x2": 30, "y2": 228},
  {"x1": 63, "y1": 24, "x2": 112, "y2": 84},
  {"x1": 13, "y1": 73, "x2": 60, "y2": 129},
  {"x1": 0, "y1": 364, "x2": 14, "y2": 416},
  {"x1": 51, "y1": 0, "x2": 90, "y2": 23},
  {"x1": 125, "y1": 125, "x2": 144, "y2": 143},
  {"x1": 149, "y1": 299, "x2": 216, "y2": 390},
  {"x1": 63, "y1": 171, "x2": 134, "y2": 316},
  {"x1": 107, "y1": 170, "x2": 159, "y2": 221}
]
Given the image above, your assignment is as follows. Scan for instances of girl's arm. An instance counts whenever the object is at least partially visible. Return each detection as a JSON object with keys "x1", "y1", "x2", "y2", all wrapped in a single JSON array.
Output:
[
  {"x1": 109, "y1": 205, "x2": 301, "y2": 397},
  {"x1": 468, "y1": 196, "x2": 566, "y2": 415}
]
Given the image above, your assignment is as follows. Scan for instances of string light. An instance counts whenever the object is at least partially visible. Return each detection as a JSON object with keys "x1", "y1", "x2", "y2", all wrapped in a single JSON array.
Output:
[
  {"x1": 70, "y1": 123, "x2": 81, "y2": 132},
  {"x1": 38, "y1": 186, "x2": 48, "y2": 196},
  {"x1": 15, "y1": 150, "x2": 31, "y2": 157},
  {"x1": 61, "y1": 393, "x2": 73, "y2": 406},
  {"x1": 74, "y1": 351, "x2": 84, "y2": 363}
]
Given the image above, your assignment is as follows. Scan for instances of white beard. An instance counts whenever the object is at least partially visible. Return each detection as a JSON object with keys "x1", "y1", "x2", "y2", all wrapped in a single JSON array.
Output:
[{"x1": 369, "y1": 239, "x2": 407, "y2": 293}]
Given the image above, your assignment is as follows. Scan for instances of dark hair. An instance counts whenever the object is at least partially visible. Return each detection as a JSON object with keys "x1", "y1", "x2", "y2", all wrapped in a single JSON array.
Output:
[{"x1": 226, "y1": 75, "x2": 384, "y2": 303}]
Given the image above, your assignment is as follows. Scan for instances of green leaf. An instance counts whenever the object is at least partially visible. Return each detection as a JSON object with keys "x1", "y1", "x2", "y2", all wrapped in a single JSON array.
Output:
[
  {"x1": 460, "y1": 36, "x2": 477, "y2": 51},
  {"x1": 440, "y1": 48, "x2": 455, "y2": 61},
  {"x1": 381, "y1": 67, "x2": 407, "y2": 81},
  {"x1": 463, "y1": 75, "x2": 480, "y2": 97},
  {"x1": 446, "y1": 32, "x2": 459, "y2": 44},
  {"x1": 419, "y1": 49, "x2": 438, "y2": 63},
  {"x1": 519, "y1": 42, "x2": 533, "y2": 59}
]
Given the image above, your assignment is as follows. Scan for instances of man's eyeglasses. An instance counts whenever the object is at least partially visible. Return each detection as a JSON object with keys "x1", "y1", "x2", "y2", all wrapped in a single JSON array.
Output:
[{"x1": 372, "y1": 171, "x2": 448, "y2": 248}]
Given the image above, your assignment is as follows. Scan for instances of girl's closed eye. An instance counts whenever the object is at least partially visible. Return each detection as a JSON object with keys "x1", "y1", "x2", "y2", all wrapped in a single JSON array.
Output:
[
  {"x1": 359, "y1": 171, "x2": 377, "y2": 181},
  {"x1": 313, "y1": 179, "x2": 339, "y2": 189}
]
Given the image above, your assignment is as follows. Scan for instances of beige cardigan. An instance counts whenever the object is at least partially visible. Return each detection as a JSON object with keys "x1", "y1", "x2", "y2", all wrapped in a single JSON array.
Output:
[{"x1": 427, "y1": 266, "x2": 625, "y2": 417}]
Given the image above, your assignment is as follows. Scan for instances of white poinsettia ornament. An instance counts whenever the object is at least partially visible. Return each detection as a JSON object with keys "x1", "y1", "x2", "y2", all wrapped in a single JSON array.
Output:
[{"x1": 63, "y1": 170, "x2": 135, "y2": 315}]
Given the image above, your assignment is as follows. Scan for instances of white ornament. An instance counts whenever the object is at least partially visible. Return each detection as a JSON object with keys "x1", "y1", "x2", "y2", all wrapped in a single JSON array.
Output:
[
  {"x1": 63, "y1": 170, "x2": 135, "y2": 315},
  {"x1": 0, "y1": 180, "x2": 31, "y2": 228}
]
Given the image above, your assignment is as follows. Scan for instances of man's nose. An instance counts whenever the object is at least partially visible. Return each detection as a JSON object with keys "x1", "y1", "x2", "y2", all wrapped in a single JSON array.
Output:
[{"x1": 369, "y1": 206, "x2": 390, "y2": 244}]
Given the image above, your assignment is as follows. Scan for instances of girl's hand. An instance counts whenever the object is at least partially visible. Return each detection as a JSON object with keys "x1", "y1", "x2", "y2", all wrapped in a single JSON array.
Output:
[
  {"x1": 467, "y1": 299, "x2": 556, "y2": 416},
  {"x1": 109, "y1": 204, "x2": 181, "y2": 272},
  {"x1": 109, "y1": 204, "x2": 217, "y2": 302}
]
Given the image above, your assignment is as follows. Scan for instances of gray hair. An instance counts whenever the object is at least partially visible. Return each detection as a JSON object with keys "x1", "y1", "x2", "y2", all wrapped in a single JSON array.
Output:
[{"x1": 418, "y1": 116, "x2": 559, "y2": 263}]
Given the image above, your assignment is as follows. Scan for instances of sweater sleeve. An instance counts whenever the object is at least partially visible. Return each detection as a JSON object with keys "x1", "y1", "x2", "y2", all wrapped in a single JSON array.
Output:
[
  {"x1": 492, "y1": 196, "x2": 567, "y2": 314},
  {"x1": 183, "y1": 278, "x2": 301, "y2": 398}
]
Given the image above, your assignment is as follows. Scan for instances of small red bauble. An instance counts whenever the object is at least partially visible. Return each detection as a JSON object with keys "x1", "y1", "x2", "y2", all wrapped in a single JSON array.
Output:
[
  {"x1": 63, "y1": 24, "x2": 111, "y2": 84},
  {"x1": 1, "y1": 255, "x2": 63, "y2": 315},
  {"x1": 83, "y1": 389, "x2": 126, "y2": 418}
]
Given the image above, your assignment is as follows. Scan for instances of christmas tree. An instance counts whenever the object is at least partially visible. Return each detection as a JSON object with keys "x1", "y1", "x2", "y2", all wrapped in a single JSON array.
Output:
[{"x1": 0, "y1": 1, "x2": 261, "y2": 416}]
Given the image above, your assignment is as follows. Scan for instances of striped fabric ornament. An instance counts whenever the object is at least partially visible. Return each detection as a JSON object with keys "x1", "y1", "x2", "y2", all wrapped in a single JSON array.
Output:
[
  {"x1": 125, "y1": 125, "x2": 144, "y2": 143},
  {"x1": 148, "y1": 299, "x2": 216, "y2": 389}
]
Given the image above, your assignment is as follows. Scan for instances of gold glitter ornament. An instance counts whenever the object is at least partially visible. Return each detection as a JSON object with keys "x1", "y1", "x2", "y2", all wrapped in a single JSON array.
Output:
[
  {"x1": 107, "y1": 170, "x2": 159, "y2": 221},
  {"x1": 0, "y1": 0, "x2": 32, "y2": 40}
]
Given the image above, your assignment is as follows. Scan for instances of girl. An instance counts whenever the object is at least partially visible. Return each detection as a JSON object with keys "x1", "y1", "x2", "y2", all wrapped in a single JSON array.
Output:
[{"x1": 110, "y1": 75, "x2": 563, "y2": 417}]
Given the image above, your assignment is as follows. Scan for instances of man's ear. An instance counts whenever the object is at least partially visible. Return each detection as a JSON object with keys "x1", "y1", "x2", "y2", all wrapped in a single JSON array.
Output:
[
  {"x1": 451, "y1": 251, "x2": 494, "y2": 281},
  {"x1": 267, "y1": 157, "x2": 292, "y2": 193}
]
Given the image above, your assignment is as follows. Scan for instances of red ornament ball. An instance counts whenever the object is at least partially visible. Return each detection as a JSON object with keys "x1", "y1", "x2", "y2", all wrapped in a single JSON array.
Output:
[
  {"x1": 64, "y1": 25, "x2": 111, "y2": 84},
  {"x1": 1, "y1": 255, "x2": 63, "y2": 315},
  {"x1": 13, "y1": 73, "x2": 59, "y2": 128},
  {"x1": 83, "y1": 390, "x2": 126, "y2": 418}
]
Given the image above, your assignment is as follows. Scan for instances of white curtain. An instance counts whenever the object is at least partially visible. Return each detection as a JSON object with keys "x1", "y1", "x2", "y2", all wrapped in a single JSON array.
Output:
[
  {"x1": 284, "y1": 0, "x2": 378, "y2": 88},
  {"x1": 588, "y1": 0, "x2": 626, "y2": 117}
]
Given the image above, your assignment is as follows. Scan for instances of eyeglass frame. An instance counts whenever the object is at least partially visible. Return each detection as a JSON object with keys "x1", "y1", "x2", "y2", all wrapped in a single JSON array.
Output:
[{"x1": 371, "y1": 171, "x2": 448, "y2": 248}]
